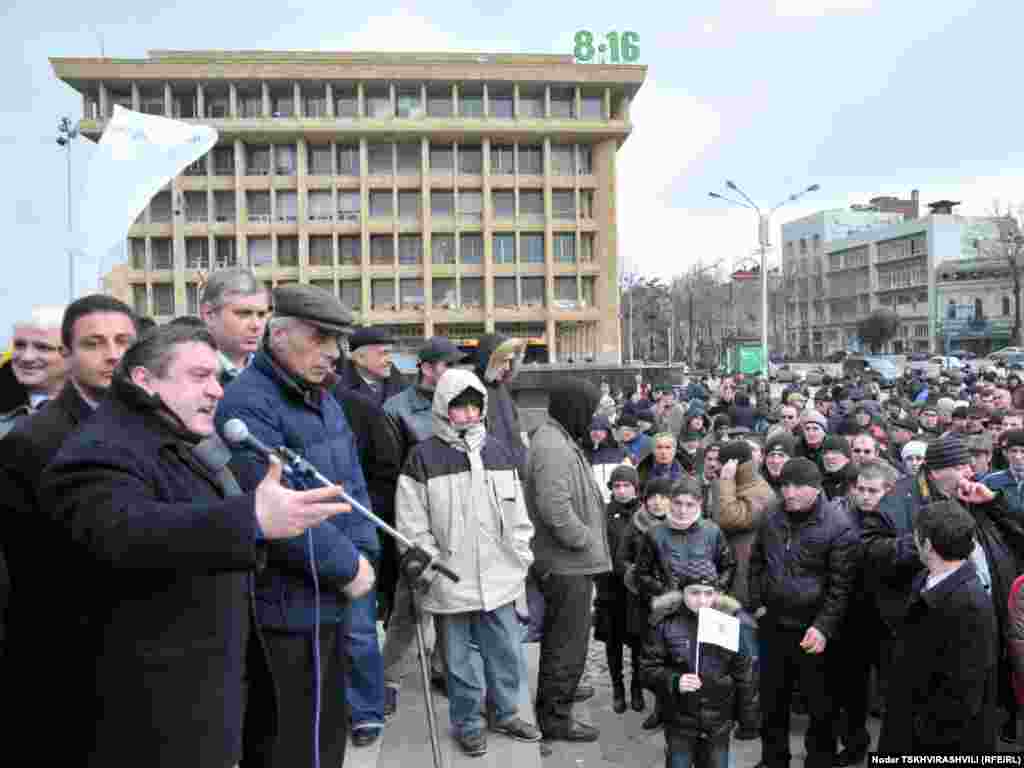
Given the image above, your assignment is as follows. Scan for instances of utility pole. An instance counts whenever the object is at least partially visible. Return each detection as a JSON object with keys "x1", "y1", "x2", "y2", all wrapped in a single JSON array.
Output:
[{"x1": 57, "y1": 116, "x2": 79, "y2": 302}]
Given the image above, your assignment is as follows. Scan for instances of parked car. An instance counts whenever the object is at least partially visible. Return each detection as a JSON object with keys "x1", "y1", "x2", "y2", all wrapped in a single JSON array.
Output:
[
  {"x1": 843, "y1": 356, "x2": 900, "y2": 388},
  {"x1": 826, "y1": 351, "x2": 847, "y2": 363},
  {"x1": 1000, "y1": 353, "x2": 1024, "y2": 371},
  {"x1": 774, "y1": 365, "x2": 803, "y2": 384},
  {"x1": 930, "y1": 355, "x2": 963, "y2": 371}
]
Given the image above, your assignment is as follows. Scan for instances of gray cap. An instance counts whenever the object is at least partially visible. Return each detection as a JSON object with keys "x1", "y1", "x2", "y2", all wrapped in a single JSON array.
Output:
[{"x1": 273, "y1": 284, "x2": 353, "y2": 336}]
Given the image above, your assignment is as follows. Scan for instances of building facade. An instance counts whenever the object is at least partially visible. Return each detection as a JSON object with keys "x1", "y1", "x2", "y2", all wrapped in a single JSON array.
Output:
[{"x1": 51, "y1": 50, "x2": 646, "y2": 362}]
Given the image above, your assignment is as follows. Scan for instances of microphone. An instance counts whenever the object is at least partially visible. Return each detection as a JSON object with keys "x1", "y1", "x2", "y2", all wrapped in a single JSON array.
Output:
[{"x1": 222, "y1": 418, "x2": 293, "y2": 475}]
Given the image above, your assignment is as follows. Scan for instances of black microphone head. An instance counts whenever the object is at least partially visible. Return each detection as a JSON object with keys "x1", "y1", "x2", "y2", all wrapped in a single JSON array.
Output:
[{"x1": 223, "y1": 418, "x2": 249, "y2": 446}]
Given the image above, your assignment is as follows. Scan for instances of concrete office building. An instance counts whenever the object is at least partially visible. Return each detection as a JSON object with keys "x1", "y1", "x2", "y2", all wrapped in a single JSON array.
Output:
[{"x1": 51, "y1": 49, "x2": 646, "y2": 362}]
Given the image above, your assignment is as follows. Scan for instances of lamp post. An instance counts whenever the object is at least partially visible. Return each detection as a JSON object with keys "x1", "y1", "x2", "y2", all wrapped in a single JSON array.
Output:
[
  {"x1": 57, "y1": 116, "x2": 79, "y2": 302},
  {"x1": 709, "y1": 181, "x2": 820, "y2": 376}
]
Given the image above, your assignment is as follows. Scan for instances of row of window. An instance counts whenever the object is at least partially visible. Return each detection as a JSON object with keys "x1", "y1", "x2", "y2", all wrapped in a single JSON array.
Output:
[
  {"x1": 945, "y1": 297, "x2": 1014, "y2": 320},
  {"x1": 183, "y1": 142, "x2": 594, "y2": 177},
  {"x1": 134, "y1": 274, "x2": 597, "y2": 317},
  {"x1": 90, "y1": 81, "x2": 617, "y2": 122},
  {"x1": 129, "y1": 232, "x2": 594, "y2": 270},
  {"x1": 161, "y1": 188, "x2": 595, "y2": 225}
]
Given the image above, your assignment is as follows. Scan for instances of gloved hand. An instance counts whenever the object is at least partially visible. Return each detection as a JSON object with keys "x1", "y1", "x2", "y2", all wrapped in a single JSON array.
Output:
[{"x1": 400, "y1": 546, "x2": 440, "y2": 593}]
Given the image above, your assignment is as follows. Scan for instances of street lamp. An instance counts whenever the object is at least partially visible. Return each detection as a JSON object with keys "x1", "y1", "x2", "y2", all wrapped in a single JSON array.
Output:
[
  {"x1": 709, "y1": 181, "x2": 820, "y2": 375},
  {"x1": 57, "y1": 116, "x2": 79, "y2": 302}
]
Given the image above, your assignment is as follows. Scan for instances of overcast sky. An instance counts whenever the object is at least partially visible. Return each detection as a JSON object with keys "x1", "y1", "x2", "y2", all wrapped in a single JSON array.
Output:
[{"x1": 3, "y1": 0, "x2": 1023, "y2": 344}]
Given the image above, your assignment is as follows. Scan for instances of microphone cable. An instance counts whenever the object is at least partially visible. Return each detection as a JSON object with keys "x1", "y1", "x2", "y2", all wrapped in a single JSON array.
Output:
[{"x1": 307, "y1": 528, "x2": 321, "y2": 768}]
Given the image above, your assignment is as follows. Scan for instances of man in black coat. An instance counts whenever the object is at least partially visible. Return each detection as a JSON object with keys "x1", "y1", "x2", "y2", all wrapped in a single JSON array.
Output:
[
  {"x1": 40, "y1": 324, "x2": 368, "y2": 768},
  {"x1": 879, "y1": 500, "x2": 997, "y2": 754},
  {"x1": 749, "y1": 458, "x2": 859, "y2": 768},
  {"x1": 0, "y1": 295, "x2": 137, "y2": 760},
  {"x1": 335, "y1": 326, "x2": 406, "y2": 406}
]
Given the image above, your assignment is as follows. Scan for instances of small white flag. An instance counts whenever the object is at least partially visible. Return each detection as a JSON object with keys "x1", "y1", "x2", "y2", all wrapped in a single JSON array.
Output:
[{"x1": 697, "y1": 606, "x2": 740, "y2": 653}]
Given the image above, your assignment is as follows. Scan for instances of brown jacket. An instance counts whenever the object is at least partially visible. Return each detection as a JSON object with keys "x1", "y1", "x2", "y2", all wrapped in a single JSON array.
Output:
[{"x1": 716, "y1": 461, "x2": 776, "y2": 607}]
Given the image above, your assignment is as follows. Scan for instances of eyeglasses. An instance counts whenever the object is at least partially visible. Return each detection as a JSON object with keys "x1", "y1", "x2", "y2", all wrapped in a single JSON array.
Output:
[{"x1": 852, "y1": 448, "x2": 874, "y2": 454}]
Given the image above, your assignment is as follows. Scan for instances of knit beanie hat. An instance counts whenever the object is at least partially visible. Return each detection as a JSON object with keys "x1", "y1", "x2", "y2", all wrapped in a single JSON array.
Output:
[
  {"x1": 801, "y1": 410, "x2": 828, "y2": 430},
  {"x1": 764, "y1": 431, "x2": 796, "y2": 456},
  {"x1": 712, "y1": 414, "x2": 732, "y2": 430},
  {"x1": 643, "y1": 476, "x2": 675, "y2": 499},
  {"x1": 925, "y1": 434, "x2": 971, "y2": 471},
  {"x1": 676, "y1": 558, "x2": 718, "y2": 588},
  {"x1": 609, "y1": 464, "x2": 640, "y2": 491},
  {"x1": 822, "y1": 435, "x2": 851, "y2": 459},
  {"x1": 1004, "y1": 430, "x2": 1024, "y2": 451},
  {"x1": 902, "y1": 440, "x2": 928, "y2": 460},
  {"x1": 937, "y1": 397, "x2": 956, "y2": 418},
  {"x1": 719, "y1": 441, "x2": 753, "y2": 465},
  {"x1": 779, "y1": 457, "x2": 823, "y2": 489}
]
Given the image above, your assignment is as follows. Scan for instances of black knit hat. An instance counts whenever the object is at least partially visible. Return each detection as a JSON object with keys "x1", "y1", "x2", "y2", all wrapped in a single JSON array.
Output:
[
  {"x1": 1004, "y1": 430, "x2": 1024, "y2": 451},
  {"x1": 609, "y1": 464, "x2": 640, "y2": 490},
  {"x1": 779, "y1": 457, "x2": 823, "y2": 489},
  {"x1": 676, "y1": 558, "x2": 719, "y2": 588},
  {"x1": 822, "y1": 435, "x2": 851, "y2": 459},
  {"x1": 764, "y1": 431, "x2": 796, "y2": 456},
  {"x1": 643, "y1": 476, "x2": 675, "y2": 499},
  {"x1": 925, "y1": 434, "x2": 972, "y2": 471},
  {"x1": 719, "y1": 441, "x2": 753, "y2": 465}
]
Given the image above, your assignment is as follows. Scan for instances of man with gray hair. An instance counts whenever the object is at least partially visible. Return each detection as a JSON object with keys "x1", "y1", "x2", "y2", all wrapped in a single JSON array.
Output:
[
  {"x1": 1, "y1": 305, "x2": 68, "y2": 436},
  {"x1": 198, "y1": 267, "x2": 270, "y2": 386}
]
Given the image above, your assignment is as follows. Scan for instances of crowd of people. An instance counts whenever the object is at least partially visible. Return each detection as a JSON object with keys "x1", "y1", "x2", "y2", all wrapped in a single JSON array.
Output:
[{"x1": 3, "y1": 271, "x2": 1024, "y2": 767}]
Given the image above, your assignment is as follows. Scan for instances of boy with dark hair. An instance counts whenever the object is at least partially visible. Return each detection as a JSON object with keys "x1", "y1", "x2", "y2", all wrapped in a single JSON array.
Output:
[{"x1": 640, "y1": 561, "x2": 759, "y2": 768}]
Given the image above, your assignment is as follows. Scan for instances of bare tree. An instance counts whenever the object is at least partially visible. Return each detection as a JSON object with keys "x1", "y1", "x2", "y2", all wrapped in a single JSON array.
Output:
[{"x1": 857, "y1": 308, "x2": 900, "y2": 354}]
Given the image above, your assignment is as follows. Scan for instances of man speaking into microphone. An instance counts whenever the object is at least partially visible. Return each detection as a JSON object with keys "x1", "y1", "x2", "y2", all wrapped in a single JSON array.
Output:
[{"x1": 216, "y1": 284, "x2": 377, "y2": 766}]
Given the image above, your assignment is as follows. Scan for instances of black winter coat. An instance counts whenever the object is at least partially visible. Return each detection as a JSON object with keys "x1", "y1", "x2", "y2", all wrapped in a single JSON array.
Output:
[
  {"x1": 879, "y1": 562, "x2": 997, "y2": 754},
  {"x1": 617, "y1": 506, "x2": 664, "y2": 640},
  {"x1": 594, "y1": 496, "x2": 640, "y2": 644},
  {"x1": 749, "y1": 494, "x2": 859, "y2": 639},
  {"x1": 640, "y1": 597, "x2": 759, "y2": 740},
  {"x1": 634, "y1": 520, "x2": 736, "y2": 601},
  {"x1": 334, "y1": 355, "x2": 406, "y2": 407},
  {"x1": 40, "y1": 377, "x2": 274, "y2": 768}
]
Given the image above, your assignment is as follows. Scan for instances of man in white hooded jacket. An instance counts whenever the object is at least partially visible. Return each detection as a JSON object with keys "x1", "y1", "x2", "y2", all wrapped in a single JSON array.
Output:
[{"x1": 396, "y1": 368, "x2": 539, "y2": 757}]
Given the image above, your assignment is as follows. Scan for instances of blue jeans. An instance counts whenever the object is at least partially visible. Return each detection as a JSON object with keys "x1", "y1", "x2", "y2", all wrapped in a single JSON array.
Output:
[
  {"x1": 444, "y1": 602, "x2": 522, "y2": 737},
  {"x1": 665, "y1": 728, "x2": 730, "y2": 768},
  {"x1": 346, "y1": 581, "x2": 385, "y2": 729}
]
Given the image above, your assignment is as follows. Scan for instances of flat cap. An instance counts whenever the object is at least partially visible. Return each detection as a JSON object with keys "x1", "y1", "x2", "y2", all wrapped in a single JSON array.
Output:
[
  {"x1": 273, "y1": 284, "x2": 353, "y2": 335},
  {"x1": 418, "y1": 336, "x2": 467, "y2": 365},
  {"x1": 349, "y1": 326, "x2": 396, "y2": 352}
]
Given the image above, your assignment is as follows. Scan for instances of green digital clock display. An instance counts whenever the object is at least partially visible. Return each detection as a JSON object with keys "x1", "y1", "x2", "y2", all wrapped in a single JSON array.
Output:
[{"x1": 574, "y1": 30, "x2": 640, "y2": 63}]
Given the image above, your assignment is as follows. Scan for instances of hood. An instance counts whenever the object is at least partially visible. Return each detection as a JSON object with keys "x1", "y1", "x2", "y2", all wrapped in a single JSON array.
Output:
[
  {"x1": 548, "y1": 377, "x2": 601, "y2": 443},
  {"x1": 472, "y1": 333, "x2": 524, "y2": 385},
  {"x1": 432, "y1": 368, "x2": 489, "y2": 444}
]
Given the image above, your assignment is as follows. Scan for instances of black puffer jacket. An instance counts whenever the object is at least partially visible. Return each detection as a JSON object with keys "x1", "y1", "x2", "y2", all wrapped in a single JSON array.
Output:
[
  {"x1": 634, "y1": 520, "x2": 736, "y2": 603},
  {"x1": 594, "y1": 495, "x2": 640, "y2": 644},
  {"x1": 749, "y1": 493, "x2": 859, "y2": 640},
  {"x1": 640, "y1": 595, "x2": 759, "y2": 740}
]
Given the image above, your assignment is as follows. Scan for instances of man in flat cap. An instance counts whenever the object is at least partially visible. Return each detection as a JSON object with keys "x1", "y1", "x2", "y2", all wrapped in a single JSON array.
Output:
[
  {"x1": 216, "y1": 284, "x2": 379, "y2": 764},
  {"x1": 336, "y1": 326, "x2": 405, "y2": 406}
]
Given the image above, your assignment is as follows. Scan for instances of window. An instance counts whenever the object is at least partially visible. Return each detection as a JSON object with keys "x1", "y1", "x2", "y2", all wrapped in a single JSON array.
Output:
[
  {"x1": 340, "y1": 280, "x2": 361, "y2": 310},
  {"x1": 274, "y1": 145, "x2": 297, "y2": 175},
  {"x1": 459, "y1": 85, "x2": 483, "y2": 117},
  {"x1": 490, "y1": 87, "x2": 514, "y2": 118},
  {"x1": 370, "y1": 190, "x2": 393, "y2": 219},
  {"x1": 152, "y1": 239, "x2": 172, "y2": 270},
  {"x1": 371, "y1": 235, "x2": 394, "y2": 265},
  {"x1": 433, "y1": 278, "x2": 456, "y2": 307},
  {"x1": 577, "y1": 145, "x2": 593, "y2": 174},
  {"x1": 398, "y1": 191, "x2": 420, "y2": 223},
  {"x1": 132, "y1": 285, "x2": 148, "y2": 315},
  {"x1": 270, "y1": 88, "x2": 293, "y2": 118},
  {"x1": 247, "y1": 191, "x2": 271, "y2": 223},
  {"x1": 214, "y1": 238, "x2": 237, "y2": 269},
  {"x1": 550, "y1": 87, "x2": 575, "y2": 118},
  {"x1": 212, "y1": 147, "x2": 234, "y2": 175},
  {"x1": 580, "y1": 91, "x2": 603, "y2": 119},
  {"x1": 430, "y1": 144, "x2": 454, "y2": 172},
  {"x1": 335, "y1": 86, "x2": 358, "y2": 118},
  {"x1": 461, "y1": 277, "x2": 483, "y2": 307},
  {"x1": 555, "y1": 277, "x2": 577, "y2": 307},
  {"x1": 431, "y1": 191, "x2": 454, "y2": 220},
  {"x1": 432, "y1": 234, "x2": 456, "y2": 264},
  {"x1": 153, "y1": 284, "x2": 175, "y2": 316},
  {"x1": 518, "y1": 88, "x2": 544, "y2": 118},
  {"x1": 150, "y1": 191, "x2": 172, "y2": 223},
  {"x1": 249, "y1": 237, "x2": 272, "y2": 267},
  {"x1": 395, "y1": 87, "x2": 422, "y2": 118},
  {"x1": 551, "y1": 145, "x2": 574, "y2": 175},
  {"x1": 580, "y1": 190, "x2": 594, "y2": 220},
  {"x1": 494, "y1": 277, "x2": 516, "y2": 307},
  {"x1": 457, "y1": 191, "x2": 482, "y2": 224},
  {"x1": 338, "y1": 192, "x2": 360, "y2": 222},
  {"x1": 366, "y1": 85, "x2": 391, "y2": 118},
  {"x1": 400, "y1": 278, "x2": 425, "y2": 307},
  {"x1": 398, "y1": 235, "x2": 422, "y2": 265},
  {"x1": 520, "y1": 191, "x2": 544, "y2": 224},
  {"x1": 275, "y1": 191, "x2": 298, "y2": 223},
  {"x1": 493, "y1": 191, "x2": 514, "y2": 220},
  {"x1": 184, "y1": 156, "x2": 206, "y2": 176},
  {"x1": 460, "y1": 234, "x2": 483, "y2": 264},
  {"x1": 491, "y1": 145, "x2": 514, "y2": 175},
  {"x1": 552, "y1": 190, "x2": 575, "y2": 220},
  {"x1": 493, "y1": 234, "x2": 515, "y2": 264},
  {"x1": 554, "y1": 233, "x2": 576, "y2": 263},
  {"x1": 309, "y1": 236, "x2": 333, "y2": 266},
  {"x1": 277, "y1": 236, "x2": 299, "y2": 267},
  {"x1": 308, "y1": 191, "x2": 334, "y2": 222},
  {"x1": 185, "y1": 238, "x2": 209, "y2": 269},
  {"x1": 522, "y1": 234, "x2": 544, "y2": 264},
  {"x1": 1004, "y1": 296, "x2": 1012, "y2": 316},
  {"x1": 247, "y1": 145, "x2": 270, "y2": 175},
  {"x1": 458, "y1": 145, "x2": 482, "y2": 174},
  {"x1": 172, "y1": 89, "x2": 197, "y2": 119},
  {"x1": 582, "y1": 276, "x2": 595, "y2": 307},
  {"x1": 238, "y1": 89, "x2": 261, "y2": 118},
  {"x1": 214, "y1": 191, "x2": 235, "y2": 223},
  {"x1": 427, "y1": 85, "x2": 452, "y2": 117},
  {"x1": 206, "y1": 92, "x2": 229, "y2": 118},
  {"x1": 303, "y1": 88, "x2": 326, "y2": 118},
  {"x1": 368, "y1": 143, "x2": 393, "y2": 175},
  {"x1": 580, "y1": 233, "x2": 595, "y2": 262},
  {"x1": 130, "y1": 238, "x2": 146, "y2": 269},
  {"x1": 339, "y1": 236, "x2": 361, "y2": 266},
  {"x1": 308, "y1": 145, "x2": 332, "y2": 175},
  {"x1": 184, "y1": 192, "x2": 207, "y2": 223},
  {"x1": 337, "y1": 144, "x2": 360, "y2": 175},
  {"x1": 396, "y1": 142, "x2": 421, "y2": 175},
  {"x1": 519, "y1": 145, "x2": 542, "y2": 174},
  {"x1": 372, "y1": 279, "x2": 396, "y2": 309},
  {"x1": 522, "y1": 277, "x2": 545, "y2": 306},
  {"x1": 976, "y1": 298, "x2": 985, "y2": 320}
]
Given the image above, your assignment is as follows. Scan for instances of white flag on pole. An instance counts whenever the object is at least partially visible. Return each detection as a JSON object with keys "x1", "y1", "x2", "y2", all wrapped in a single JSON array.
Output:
[
  {"x1": 71, "y1": 105, "x2": 218, "y2": 297},
  {"x1": 697, "y1": 606, "x2": 740, "y2": 653}
]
